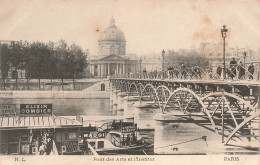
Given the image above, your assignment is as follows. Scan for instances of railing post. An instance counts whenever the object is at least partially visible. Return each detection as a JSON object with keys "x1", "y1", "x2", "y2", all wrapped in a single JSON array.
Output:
[
  {"x1": 62, "y1": 78, "x2": 64, "y2": 91},
  {"x1": 3, "y1": 78, "x2": 5, "y2": 90},
  {"x1": 73, "y1": 78, "x2": 75, "y2": 90},
  {"x1": 51, "y1": 78, "x2": 53, "y2": 90},
  {"x1": 16, "y1": 78, "x2": 17, "y2": 90},
  {"x1": 39, "y1": 78, "x2": 40, "y2": 90},
  {"x1": 27, "y1": 78, "x2": 29, "y2": 90}
]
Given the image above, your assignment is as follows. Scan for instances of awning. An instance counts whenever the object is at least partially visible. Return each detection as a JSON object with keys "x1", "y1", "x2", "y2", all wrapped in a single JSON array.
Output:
[{"x1": 0, "y1": 115, "x2": 83, "y2": 130}]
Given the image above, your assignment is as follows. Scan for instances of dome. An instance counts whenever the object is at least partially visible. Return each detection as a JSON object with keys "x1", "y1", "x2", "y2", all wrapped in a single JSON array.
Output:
[{"x1": 98, "y1": 18, "x2": 126, "y2": 42}]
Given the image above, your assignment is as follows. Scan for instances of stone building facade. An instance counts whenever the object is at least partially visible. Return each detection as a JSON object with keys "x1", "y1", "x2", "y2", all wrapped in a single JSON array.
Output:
[{"x1": 88, "y1": 18, "x2": 137, "y2": 78}]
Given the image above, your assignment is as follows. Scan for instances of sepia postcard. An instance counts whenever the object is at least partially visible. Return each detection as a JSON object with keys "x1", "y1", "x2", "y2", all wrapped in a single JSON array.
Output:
[{"x1": 0, "y1": 0, "x2": 259, "y2": 164}]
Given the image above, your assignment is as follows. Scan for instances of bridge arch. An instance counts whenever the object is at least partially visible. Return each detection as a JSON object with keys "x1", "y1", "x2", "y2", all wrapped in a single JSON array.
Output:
[
  {"x1": 129, "y1": 82, "x2": 138, "y2": 92},
  {"x1": 163, "y1": 87, "x2": 217, "y2": 132},
  {"x1": 156, "y1": 85, "x2": 171, "y2": 96},
  {"x1": 201, "y1": 92, "x2": 256, "y2": 110},
  {"x1": 200, "y1": 91, "x2": 259, "y2": 143},
  {"x1": 224, "y1": 111, "x2": 260, "y2": 145},
  {"x1": 118, "y1": 81, "x2": 128, "y2": 92},
  {"x1": 139, "y1": 84, "x2": 160, "y2": 105},
  {"x1": 155, "y1": 85, "x2": 171, "y2": 106}
]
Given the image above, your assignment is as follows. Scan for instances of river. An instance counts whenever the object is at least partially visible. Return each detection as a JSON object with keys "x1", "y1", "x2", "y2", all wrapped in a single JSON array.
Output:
[{"x1": 1, "y1": 97, "x2": 257, "y2": 155}]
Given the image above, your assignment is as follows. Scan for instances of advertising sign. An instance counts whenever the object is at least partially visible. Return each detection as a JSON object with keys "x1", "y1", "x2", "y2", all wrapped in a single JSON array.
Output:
[
  {"x1": 121, "y1": 126, "x2": 136, "y2": 133},
  {"x1": 20, "y1": 104, "x2": 52, "y2": 115},
  {"x1": 0, "y1": 104, "x2": 16, "y2": 116},
  {"x1": 83, "y1": 132, "x2": 105, "y2": 139}
]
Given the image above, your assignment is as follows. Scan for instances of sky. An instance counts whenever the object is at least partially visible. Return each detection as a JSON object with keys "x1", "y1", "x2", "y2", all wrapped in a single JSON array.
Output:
[{"x1": 0, "y1": 0, "x2": 259, "y2": 56}]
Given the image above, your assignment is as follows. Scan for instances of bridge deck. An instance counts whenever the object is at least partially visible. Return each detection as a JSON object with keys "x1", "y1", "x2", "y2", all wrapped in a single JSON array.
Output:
[{"x1": 110, "y1": 78, "x2": 260, "y2": 87}]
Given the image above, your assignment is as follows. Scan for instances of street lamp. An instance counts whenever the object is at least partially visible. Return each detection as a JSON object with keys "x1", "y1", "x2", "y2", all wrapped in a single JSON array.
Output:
[
  {"x1": 221, "y1": 25, "x2": 228, "y2": 80},
  {"x1": 139, "y1": 57, "x2": 142, "y2": 73},
  {"x1": 243, "y1": 51, "x2": 247, "y2": 67},
  {"x1": 161, "y1": 49, "x2": 165, "y2": 73}
]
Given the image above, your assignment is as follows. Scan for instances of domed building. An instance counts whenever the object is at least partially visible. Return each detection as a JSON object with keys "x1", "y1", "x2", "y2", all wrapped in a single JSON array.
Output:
[
  {"x1": 88, "y1": 18, "x2": 137, "y2": 78},
  {"x1": 98, "y1": 18, "x2": 126, "y2": 56}
]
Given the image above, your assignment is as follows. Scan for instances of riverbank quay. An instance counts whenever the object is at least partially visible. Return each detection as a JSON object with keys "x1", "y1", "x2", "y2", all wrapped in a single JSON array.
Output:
[
  {"x1": 0, "y1": 91, "x2": 110, "y2": 99},
  {"x1": 0, "y1": 79, "x2": 110, "y2": 99}
]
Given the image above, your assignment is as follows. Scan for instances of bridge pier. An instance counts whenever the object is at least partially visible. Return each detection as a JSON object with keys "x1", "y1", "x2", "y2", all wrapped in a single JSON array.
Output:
[
  {"x1": 110, "y1": 86, "x2": 114, "y2": 107},
  {"x1": 123, "y1": 97, "x2": 129, "y2": 114},
  {"x1": 154, "y1": 118, "x2": 208, "y2": 154},
  {"x1": 117, "y1": 92, "x2": 125, "y2": 110},
  {"x1": 112, "y1": 90, "x2": 118, "y2": 106}
]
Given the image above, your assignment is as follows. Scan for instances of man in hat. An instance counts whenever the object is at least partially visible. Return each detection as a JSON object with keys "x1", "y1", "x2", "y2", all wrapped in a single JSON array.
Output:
[
  {"x1": 229, "y1": 57, "x2": 237, "y2": 80},
  {"x1": 180, "y1": 63, "x2": 186, "y2": 79},
  {"x1": 237, "y1": 61, "x2": 245, "y2": 80},
  {"x1": 248, "y1": 63, "x2": 255, "y2": 80},
  {"x1": 217, "y1": 65, "x2": 222, "y2": 79}
]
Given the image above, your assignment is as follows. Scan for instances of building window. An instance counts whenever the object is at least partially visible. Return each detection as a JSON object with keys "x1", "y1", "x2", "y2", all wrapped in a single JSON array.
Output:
[
  {"x1": 97, "y1": 141, "x2": 104, "y2": 149},
  {"x1": 68, "y1": 132, "x2": 77, "y2": 140},
  {"x1": 89, "y1": 142, "x2": 96, "y2": 149},
  {"x1": 8, "y1": 132, "x2": 19, "y2": 142},
  {"x1": 21, "y1": 133, "x2": 29, "y2": 142}
]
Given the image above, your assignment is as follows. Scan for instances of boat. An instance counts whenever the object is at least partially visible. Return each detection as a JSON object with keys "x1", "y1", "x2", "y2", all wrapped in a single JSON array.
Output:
[{"x1": 78, "y1": 115, "x2": 153, "y2": 155}]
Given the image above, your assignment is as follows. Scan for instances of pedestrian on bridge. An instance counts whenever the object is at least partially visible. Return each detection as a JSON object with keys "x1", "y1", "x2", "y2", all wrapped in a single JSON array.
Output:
[
  {"x1": 229, "y1": 57, "x2": 237, "y2": 80},
  {"x1": 191, "y1": 67, "x2": 195, "y2": 79},
  {"x1": 217, "y1": 65, "x2": 222, "y2": 79},
  {"x1": 181, "y1": 63, "x2": 186, "y2": 79},
  {"x1": 143, "y1": 68, "x2": 147, "y2": 78},
  {"x1": 167, "y1": 67, "x2": 171, "y2": 79},
  {"x1": 248, "y1": 63, "x2": 255, "y2": 80},
  {"x1": 237, "y1": 61, "x2": 245, "y2": 80},
  {"x1": 154, "y1": 69, "x2": 157, "y2": 79},
  {"x1": 174, "y1": 67, "x2": 179, "y2": 78}
]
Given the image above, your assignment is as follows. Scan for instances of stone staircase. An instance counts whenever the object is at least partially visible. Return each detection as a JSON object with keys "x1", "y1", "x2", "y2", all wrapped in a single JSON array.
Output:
[{"x1": 83, "y1": 79, "x2": 110, "y2": 92}]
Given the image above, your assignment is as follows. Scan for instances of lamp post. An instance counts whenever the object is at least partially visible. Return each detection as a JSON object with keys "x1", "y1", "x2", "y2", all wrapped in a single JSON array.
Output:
[
  {"x1": 139, "y1": 58, "x2": 142, "y2": 72},
  {"x1": 139, "y1": 58, "x2": 142, "y2": 78},
  {"x1": 161, "y1": 49, "x2": 165, "y2": 73},
  {"x1": 243, "y1": 51, "x2": 247, "y2": 67},
  {"x1": 162, "y1": 49, "x2": 165, "y2": 79},
  {"x1": 221, "y1": 25, "x2": 228, "y2": 80}
]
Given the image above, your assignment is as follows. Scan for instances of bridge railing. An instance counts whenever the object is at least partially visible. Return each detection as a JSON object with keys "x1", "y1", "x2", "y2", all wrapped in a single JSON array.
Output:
[
  {"x1": 0, "y1": 78, "x2": 96, "y2": 91},
  {"x1": 111, "y1": 62, "x2": 260, "y2": 81}
]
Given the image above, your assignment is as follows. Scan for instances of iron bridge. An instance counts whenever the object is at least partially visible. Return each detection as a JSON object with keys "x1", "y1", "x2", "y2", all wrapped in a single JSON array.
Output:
[{"x1": 109, "y1": 76, "x2": 260, "y2": 146}]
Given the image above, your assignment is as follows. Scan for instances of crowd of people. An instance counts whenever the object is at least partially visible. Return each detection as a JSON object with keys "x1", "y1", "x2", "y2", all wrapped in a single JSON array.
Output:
[
  {"x1": 125, "y1": 58, "x2": 256, "y2": 81},
  {"x1": 167, "y1": 64, "x2": 203, "y2": 79},
  {"x1": 217, "y1": 57, "x2": 255, "y2": 80}
]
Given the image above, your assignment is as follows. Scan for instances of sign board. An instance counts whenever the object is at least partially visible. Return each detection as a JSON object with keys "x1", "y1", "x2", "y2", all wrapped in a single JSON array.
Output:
[
  {"x1": 0, "y1": 104, "x2": 16, "y2": 116},
  {"x1": 121, "y1": 126, "x2": 136, "y2": 133},
  {"x1": 20, "y1": 104, "x2": 52, "y2": 116},
  {"x1": 83, "y1": 132, "x2": 105, "y2": 139}
]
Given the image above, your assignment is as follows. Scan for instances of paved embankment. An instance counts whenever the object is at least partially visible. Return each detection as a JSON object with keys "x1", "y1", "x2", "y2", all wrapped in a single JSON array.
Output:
[
  {"x1": 0, "y1": 90, "x2": 110, "y2": 99},
  {"x1": 0, "y1": 79, "x2": 111, "y2": 99}
]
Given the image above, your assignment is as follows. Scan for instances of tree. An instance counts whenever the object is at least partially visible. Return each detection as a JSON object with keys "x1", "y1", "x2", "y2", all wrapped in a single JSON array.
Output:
[
  {"x1": 0, "y1": 40, "x2": 88, "y2": 79},
  {"x1": 0, "y1": 43, "x2": 11, "y2": 78},
  {"x1": 165, "y1": 50, "x2": 209, "y2": 69}
]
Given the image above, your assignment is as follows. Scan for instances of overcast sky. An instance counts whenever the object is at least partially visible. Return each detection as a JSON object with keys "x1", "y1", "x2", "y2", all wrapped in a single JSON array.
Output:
[{"x1": 0, "y1": 0, "x2": 259, "y2": 56}]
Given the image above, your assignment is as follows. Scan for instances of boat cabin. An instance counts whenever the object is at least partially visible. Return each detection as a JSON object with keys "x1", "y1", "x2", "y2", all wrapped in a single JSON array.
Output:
[
  {"x1": 78, "y1": 116, "x2": 137, "y2": 151},
  {"x1": 0, "y1": 115, "x2": 83, "y2": 155}
]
